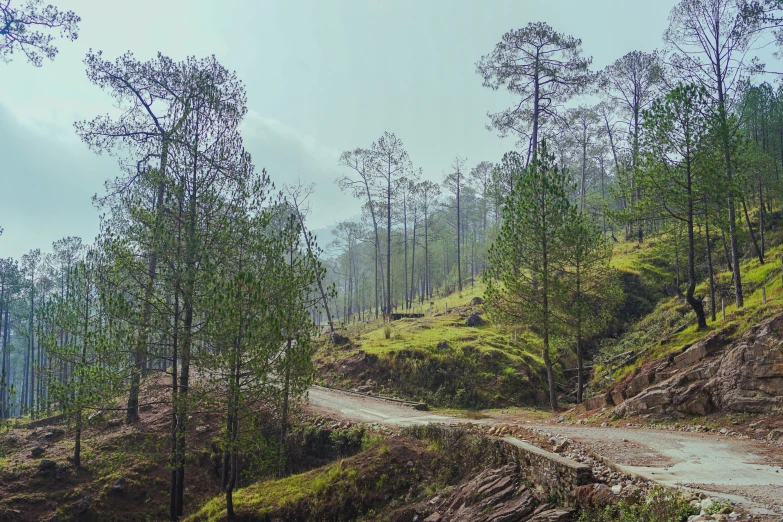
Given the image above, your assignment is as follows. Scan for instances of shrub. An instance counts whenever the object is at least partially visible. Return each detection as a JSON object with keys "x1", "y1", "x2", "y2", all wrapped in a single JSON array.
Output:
[{"x1": 578, "y1": 486, "x2": 698, "y2": 522}]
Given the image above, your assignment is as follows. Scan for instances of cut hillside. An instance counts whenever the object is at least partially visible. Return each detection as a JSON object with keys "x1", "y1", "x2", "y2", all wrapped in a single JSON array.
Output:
[
  {"x1": 587, "y1": 235, "x2": 783, "y2": 418},
  {"x1": 187, "y1": 425, "x2": 579, "y2": 522}
]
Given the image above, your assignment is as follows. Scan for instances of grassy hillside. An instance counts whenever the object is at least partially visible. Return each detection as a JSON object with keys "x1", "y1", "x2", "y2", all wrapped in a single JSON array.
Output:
[
  {"x1": 318, "y1": 228, "x2": 783, "y2": 412},
  {"x1": 315, "y1": 284, "x2": 551, "y2": 409},
  {"x1": 592, "y1": 233, "x2": 783, "y2": 396}
]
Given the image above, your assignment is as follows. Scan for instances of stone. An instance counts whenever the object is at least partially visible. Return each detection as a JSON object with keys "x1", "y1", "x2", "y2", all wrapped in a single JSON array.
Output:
[
  {"x1": 110, "y1": 476, "x2": 126, "y2": 495},
  {"x1": 613, "y1": 317, "x2": 783, "y2": 418},
  {"x1": 195, "y1": 425, "x2": 208, "y2": 433},
  {"x1": 465, "y1": 313, "x2": 485, "y2": 327},
  {"x1": 576, "y1": 483, "x2": 618, "y2": 508},
  {"x1": 767, "y1": 428, "x2": 782, "y2": 441},
  {"x1": 74, "y1": 494, "x2": 90, "y2": 514},
  {"x1": 470, "y1": 296, "x2": 484, "y2": 305},
  {"x1": 30, "y1": 446, "x2": 45, "y2": 458},
  {"x1": 423, "y1": 514, "x2": 442, "y2": 522},
  {"x1": 330, "y1": 331, "x2": 350, "y2": 345},
  {"x1": 611, "y1": 484, "x2": 622, "y2": 495},
  {"x1": 55, "y1": 465, "x2": 68, "y2": 480},
  {"x1": 38, "y1": 460, "x2": 57, "y2": 474},
  {"x1": 107, "y1": 418, "x2": 123, "y2": 427}
]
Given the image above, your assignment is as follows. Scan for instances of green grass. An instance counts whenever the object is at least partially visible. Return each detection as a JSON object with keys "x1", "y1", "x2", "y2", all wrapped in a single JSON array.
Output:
[
  {"x1": 595, "y1": 238, "x2": 783, "y2": 388},
  {"x1": 186, "y1": 460, "x2": 348, "y2": 521}
]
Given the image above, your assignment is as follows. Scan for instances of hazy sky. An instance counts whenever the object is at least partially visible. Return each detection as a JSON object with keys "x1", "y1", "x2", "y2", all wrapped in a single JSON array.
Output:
[{"x1": 0, "y1": 0, "x2": 682, "y2": 259}]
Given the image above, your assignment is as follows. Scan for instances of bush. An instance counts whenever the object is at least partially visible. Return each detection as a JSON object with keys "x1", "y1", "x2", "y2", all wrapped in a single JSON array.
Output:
[
  {"x1": 383, "y1": 324, "x2": 392, "y2": 340},
  {"x1": 578, "y1": 486, "x2": 698, "y2": 522}
]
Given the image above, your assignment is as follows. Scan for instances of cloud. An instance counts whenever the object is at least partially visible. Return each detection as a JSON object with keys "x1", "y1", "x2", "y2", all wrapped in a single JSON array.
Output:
[
  {"x1": 0, "y1": 101, "x2": 115, "y2": 259},
  {"x1": 0, "y1": 103, "x2": 363, "y2": 260},
  {"x1": 241, "y1": 112, "x2": 358, "y2": 229}
]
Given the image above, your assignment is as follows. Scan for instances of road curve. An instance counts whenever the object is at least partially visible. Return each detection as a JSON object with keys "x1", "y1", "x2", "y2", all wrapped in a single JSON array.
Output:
[{"x1": 306, "y1": 387, "x2": 783, "y2": 515}]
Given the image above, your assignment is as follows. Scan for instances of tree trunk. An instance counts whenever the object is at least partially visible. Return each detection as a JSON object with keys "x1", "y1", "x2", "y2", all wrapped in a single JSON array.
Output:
[
  {"x1": 705, "y1": 214, "x2": 717, "y2": 322},
  {"x1": 741, "y1": 197, "x2": 764, "y2": 265},
  {"x1": 456, "y1": 168, "x2": 462, "y2": 292},
  {"x1": 128, "y1": 143, "x2": 169, "y2": 424}
]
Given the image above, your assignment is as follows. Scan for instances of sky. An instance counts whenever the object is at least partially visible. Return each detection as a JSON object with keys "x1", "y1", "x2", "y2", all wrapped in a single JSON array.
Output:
[{"x1": 0, "y1": 0, "x2": 684, "y2": 259}]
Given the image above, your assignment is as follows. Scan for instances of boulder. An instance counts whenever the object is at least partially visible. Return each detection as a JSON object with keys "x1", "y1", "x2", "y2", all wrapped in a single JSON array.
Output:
[
  {"x1": 38, "y1": 460, "x2": 57, "y2": 474},
  {"x1": 330, "y1": 331, "x2": 350, "y2": 346},
  {"x1": 55, "y1": 464, "x2": 68, "y2": 480},
  {"x1": 575, "y1": 483, "x2": 618, "y2": 509},
  {"x1": 465, "y1": 313, "x2": 485, "y2": 327},
  {"x1": 110, "y1": 476, "x2": 126, "y2": 495},
  {"x1": 74, "y1": 494, "x2": 90, "y2": 514},
  {"x1": 30, "y1": 446, "x2": 45, "y2": 458},
  {"x1": 470, "y1": 297, "x2": 484, "y2": 305}
]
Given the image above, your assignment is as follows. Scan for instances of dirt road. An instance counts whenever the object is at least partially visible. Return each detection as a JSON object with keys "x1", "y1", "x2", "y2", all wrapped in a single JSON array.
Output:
[
  {"x1": 535, "y1": 424, "x2": 783, "y2": 515},
  {"x1": 307, "y1": 386, "x2": 462, "y2": 426},
  {"x1": 306, "y1": 387, "x2": 783, "y2": 515}
]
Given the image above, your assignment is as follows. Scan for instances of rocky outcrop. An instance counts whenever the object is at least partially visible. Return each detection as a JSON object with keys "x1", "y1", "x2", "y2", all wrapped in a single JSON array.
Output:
[
  {"x1": 614, "y1": 314, "x2": 783, "y2": 418},
  {"x1": 424, "y1": 464, "x2": 575, "y2": 522}
]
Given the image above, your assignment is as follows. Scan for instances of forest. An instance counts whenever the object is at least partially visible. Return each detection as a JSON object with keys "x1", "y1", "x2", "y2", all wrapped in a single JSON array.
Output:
[{"x1": 3, "y1": 0, "x2": 783, "y2": 520}]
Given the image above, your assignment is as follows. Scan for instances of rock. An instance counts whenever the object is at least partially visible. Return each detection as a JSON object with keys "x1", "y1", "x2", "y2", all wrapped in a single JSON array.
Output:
[
  {"x1": 87, "y1": 410, "x2": 104, "y2": 422},
  {"x1": 107, "y1": 418, "x2": 123, "y2": 427},
  {"x1": 74, "y1": 494, "x2": 90, "y2": 514},
  {"x1": 611, "y1": 484, "x2": 622, "y2": 495},
  {"x1": 30, "y1": 446, "x2": 45, "y2": 458},
  {"x1": 576, "y1": 483, "x2": 618, "y2": 508},
  {"x1": 465, "y1": 313, "x2": 485, "y2": 327},
  {"x1": 613, "y1": 317, "x2": 783, "y2": 417},
  {"x1": 55, "y1": 464, "x2": 68, "y2": 480},
  {"x1": 195, "y1": 425, "x2": 208, "y2": 433},
  {"x1": 330, "y1": 331, "x2": 350, "y2": 345},
  {"x1": 110, "y1": 476, "x2": 126, "y2": 495},
  {"x1": 767, "y1": 428, "x2": 782, "y2": 441},
  {"x1": 38, "y1": 460, "x2": 57, "y2": 474},
  {"x1": 470, "y1": 296, "x2": 484, "y2": 305},
  {"x1": 423, "y1": 514, "x2": 442, "y2": 522}
]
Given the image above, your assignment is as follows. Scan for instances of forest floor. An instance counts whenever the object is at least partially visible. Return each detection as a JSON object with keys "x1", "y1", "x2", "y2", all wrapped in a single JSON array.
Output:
[{"x1": 305, "y1": 386, "x2": 783, "y2": 517}]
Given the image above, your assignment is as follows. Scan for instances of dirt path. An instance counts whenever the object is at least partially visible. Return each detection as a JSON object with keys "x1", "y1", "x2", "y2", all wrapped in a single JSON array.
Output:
[{"x1": 306, "y1": 387, "x2": 783, "y2": 515}]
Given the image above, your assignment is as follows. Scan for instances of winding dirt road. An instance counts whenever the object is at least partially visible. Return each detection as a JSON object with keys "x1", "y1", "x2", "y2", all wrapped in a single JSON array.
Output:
[{"x1": 306, "y1": 386, "x2": 783, "y2": 515}]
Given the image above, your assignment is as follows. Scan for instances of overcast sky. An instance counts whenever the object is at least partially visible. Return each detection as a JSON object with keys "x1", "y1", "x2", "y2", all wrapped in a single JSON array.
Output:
[{"x1": 0, "y1": 0, "x2": 684, "y2": 259}]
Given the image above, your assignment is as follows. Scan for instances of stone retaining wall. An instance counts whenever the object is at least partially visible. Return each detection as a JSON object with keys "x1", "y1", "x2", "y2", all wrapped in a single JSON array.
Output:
[{"x1": 501, "y1": 437, "x2": 593, "y2": 507}]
